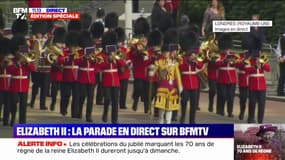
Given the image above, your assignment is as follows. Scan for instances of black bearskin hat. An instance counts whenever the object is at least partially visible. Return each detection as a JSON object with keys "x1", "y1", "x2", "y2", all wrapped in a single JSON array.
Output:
[
  {"x1": 163, "y1": 28, "x2": 179, "y2": 45},
  {"x1": 90, "y1": 22, "x2": 104, "y2": 39},
  {"x1": 104, "y1": 12, "x2": 118, "y2": 29},
  {"x1": 12, "y1": 19, "x2": 28, "y2": 36},
  {"x1": 10, "y1": 35, "x2": 27, "y2": 55},
  {"x1": 65, "y1": 31, "x2": 80, "y2": 47},
  {"x1": 179, "y1": 31, "x2": 199, "y2": 52},
  {"x1": 68, "y1": 20, "x2": 81, "y2": 32},
  {"x1": 53, "y1": 27, "x2": 66, "y2": 43},
  {"x1": 147, "y1": 30, "x2": 162, "y2": 47},
  {"x1": 0, "y1": 38, "x2": 11, "y2": 56},
  {"x1": 114, "y1": 27, "x2": 126, "y2": 42},
  {"x1": 79, "y1": 30, "x2": 92, "y2": 48},
  {"x1": 31, "y1": 20, "x2": 48, "y2": 35},
  {"x1": 102, "y1": 31, "x2": 118, "y2": 49},
  {"x1": 218, "y1": 33, "x2": 232, "y2": 50},
  {"x1": 134, "y1": 17, "x2": 150, "y2": 37},
  {"x1": 80, "y1": 13, "x2": 92, "y2": 30}
]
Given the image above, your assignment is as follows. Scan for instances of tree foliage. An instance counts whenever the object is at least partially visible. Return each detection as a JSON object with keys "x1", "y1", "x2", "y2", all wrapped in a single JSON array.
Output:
[{"x1": 178, "y1": 0, "x2": 285, "y2": 44}]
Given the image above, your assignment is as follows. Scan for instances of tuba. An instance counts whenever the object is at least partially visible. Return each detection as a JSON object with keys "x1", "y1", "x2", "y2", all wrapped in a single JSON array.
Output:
[
  {"x1": 46, "y1": 36, "x2": 64, "y2": 64},
  {"x1": 18, "y1": 45, "x2": 36, "y2": 63}
]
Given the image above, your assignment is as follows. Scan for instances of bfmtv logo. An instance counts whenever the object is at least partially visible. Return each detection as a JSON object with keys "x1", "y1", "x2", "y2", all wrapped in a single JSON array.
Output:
[{"x1": 13, "y1": 8, "x2": 28, "y2": 20}]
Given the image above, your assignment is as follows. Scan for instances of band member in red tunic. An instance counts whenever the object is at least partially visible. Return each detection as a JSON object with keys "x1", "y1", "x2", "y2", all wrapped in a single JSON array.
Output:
[
  {"x1": 77, "y1": 31, "x2": 98, "y2": 122},
  {"x1": 0, "y1": 38, "x2": 13, "y2": 126},
  {"x1": 215, "y1": 33, "x2": 237, "y2": 117},
  {"x1": 179, "y1": 31, "x2": 203, "y2": 123},
  {"x1": 99, "y1": 31, "x2": 125, "y2": 123},
  {"x1": 9, "y1": 35, "x2": 35, "y2": 125},
  {"x1": 60, "y1": 31, "x2": 81, "y2": 118},
  {"x1": 115, "y1": 27, "x2": 131, "y2": 109},
  {"x1": 90, "y1": 21, "x2": 105, "y2": 105},
  {"x1": 49, "y1": 27, "x2": 66, "y2": 111},
  {"x1": 129, "y1": 17, "x2": 150, "y2": 113},
  {"x1": 246, "y1": 34, "x2": 270, "y2": 124},
  {"x1": 29, "y1": 21, "x2": 49, "y2": 110}
]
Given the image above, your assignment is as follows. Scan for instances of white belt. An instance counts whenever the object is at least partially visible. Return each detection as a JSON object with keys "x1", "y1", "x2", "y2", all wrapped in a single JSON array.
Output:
[
  {"x1": 0, "y1": 74, "x2": 11, "y2": 78},
  {"x1": 238, "y1": 71, "x2": 246, "y2": 74},
  {"x1": 103, "y1": 69, "x2": 118, "y2": 73},
  {"x1": 38, "y1": 65, "x2": 51, "y2": 69},
  {"x1": 249, "y1": 74, "x2": 264, "y2": 77},
  {"x1": 219, "y1": 67, "x2": 235, "y2": 70},
  {"x1": 12, "y1": 76, "x2": 28, "y2": 79},
  {"x1": 63, "y1": 66, "x2": 79, "y2": 69},
  {"x1": 182, "y1": 71, "x2": 197, "y2": 75},
  {"x1": 79, "y1": 68, "x2": 94, "y2": 71}
]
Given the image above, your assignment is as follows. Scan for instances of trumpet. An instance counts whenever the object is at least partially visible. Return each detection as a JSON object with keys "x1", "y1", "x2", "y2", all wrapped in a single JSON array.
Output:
[
  {"x1": 70, "y1": 47, "x2": 80, "y2": 59},
  {"x1": 258, "y1": 53, "x2": 269, "y2": 64},
  {"x1": 224, "y1": 54, "x2": 240, "y2": 64},
  {"x1": 196, "y1": 52, "x2": 206, "y2": 62},
  {"x1": 47, "y1": 52, "x2": 58, "y2": 64}
]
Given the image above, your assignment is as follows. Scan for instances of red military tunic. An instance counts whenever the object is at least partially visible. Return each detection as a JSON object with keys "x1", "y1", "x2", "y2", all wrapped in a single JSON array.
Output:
[
  {"x1": 245, "y1": 59, "x2": 270, "y2": 91},
  {"x1": 49, "y1": 54, "x2": 65, "y2": 82},
  {"x1": 145, "y1": 47, "x2": 162, "y2": 82},
  {"x1": 179, "y1": 56, "x2": 203, "y2": 90},
  {"x1": 129, "y1": 48, "x2": 149, "y2": 80},
  {"x1": 235, "y1": 53, "x2": 251, "y2": 87},
  {"x1": 207, "y1": 60, "x2": 218, "y2": 81},
  {"x1": 62, "y1": 49, "x2": 82, "y2": 82},
  {"x1": 78, "y1": 58, "x2": 97, "y2": 84},
  {"x1": 215, "y1": 53, "x2": 237, "y2": 84},
  {"x1": 117, "y1": 47, "x2": 130, "y2": 80},
  {"x1": 98, "y1": 54, "x2": 125, "y2": 87},
  {"x1": 0, "y1": 58, "x2": 13, "y2": 91},
  {"x1": 10, "y1": 62, "x2": 35, "y2": 93}
]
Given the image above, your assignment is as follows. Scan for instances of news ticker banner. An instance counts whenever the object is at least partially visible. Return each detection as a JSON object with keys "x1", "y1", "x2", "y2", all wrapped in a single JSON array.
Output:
[
  {"x1": 13, "y1": 7, "x2": 80, "y2": 20},
  {"x1": 213, "y1": 20, "x2": 272, "y2": 32},
  {"x1": 0, "y1": 124, "x2": 234, "y2": 160}
]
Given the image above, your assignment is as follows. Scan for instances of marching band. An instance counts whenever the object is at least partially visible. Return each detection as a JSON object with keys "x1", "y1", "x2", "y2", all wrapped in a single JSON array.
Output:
[{"x1": 0, "y1": 11, "x2": 272, "y2": 126}]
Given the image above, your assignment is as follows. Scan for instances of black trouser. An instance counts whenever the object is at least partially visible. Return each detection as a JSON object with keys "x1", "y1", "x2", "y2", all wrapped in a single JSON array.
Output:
[
  {"x1": 145, "y1": 81, "x2": 158, "y2": 114},
  {"x1": 277, "y1": 64, "x2": 285, "y2": 96},
  {"x1": 1, "y1": 91, "x2": 10, "y2": 125},
  {"x1": 217, "y1": 83, "x2": 236, "y2": 116},
  {"x1": 180, "y1": 90, "x2": 198, "y2": 124},
  {"x1": 196, "y1": 83, "x2": 201, "y2": 109},
  {"x1": 79, "y1": 83, "x2": 95, "y2": 120},
  {"x1": 30, "y1": 72, "x2": 49, "y2": 109},
  {"x1": 132, "y1": 79, "x2": 148, "y2": 111},
  {"x1": 208, "y1": 80, "x2": 217, "y2": 111},
  {"x1": 102, "y1": 87, "x2": 119, "y2": 123},
  {"x1": 96, "y1": 73, "x2": 104, "y2": 104},
  {"x1": 239, "y1": 87, "x2": 249, "y2": 119},
  {"x1": 119, "y1": 79, "x2": 128, "y2": 108},
  {"x1": 60, "y1": 82, "x2": 79, "y2": 118},
  {"x1": 50, "y1": 81, "x2": 61, "y2": 111},
  {"x1": 10, "y1": 92, "x2": 28, "y2": 125},
  {"x1": 248, "y1": 90, "x2": 266, "y2": 123}
]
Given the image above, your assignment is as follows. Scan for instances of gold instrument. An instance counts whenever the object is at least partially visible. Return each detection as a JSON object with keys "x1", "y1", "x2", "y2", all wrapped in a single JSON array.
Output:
[
  {"x1": 70, "y1": 47, "x2": 80, "y2": 59},
  {"x1": 258, "y1": 53, "x2": 269, "y2": 64},
  {"x1": 196, "y1": 52, "x2": 206, "y2": 62},
  {"x1": 46, "y1": 36, "x2": 65, "y2": 64},
  {"x1": 229, "y1": 54, "x2": 241, "y2": 64},
  {"x1": 19, "y1": 52, "x2": 36, "y2": 63}
]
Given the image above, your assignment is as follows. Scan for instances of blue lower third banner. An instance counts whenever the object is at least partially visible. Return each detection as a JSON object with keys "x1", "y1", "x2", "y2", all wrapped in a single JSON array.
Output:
[
  {"x1": 3, "y1": 124, "x2": 234, "y2": 160},
  {"x1": 14, "y1": 124, "x2": 233, "y2": 138}
]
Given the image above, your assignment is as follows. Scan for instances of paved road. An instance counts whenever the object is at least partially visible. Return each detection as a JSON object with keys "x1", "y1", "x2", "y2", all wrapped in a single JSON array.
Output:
[{"x1": 1, "y1": 83, "x2": 285, "y2": 138}]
